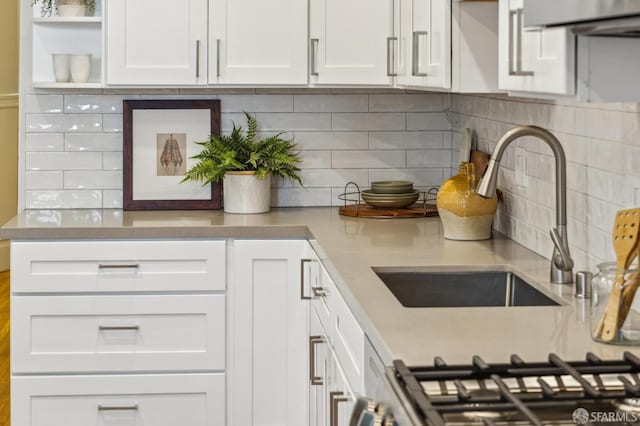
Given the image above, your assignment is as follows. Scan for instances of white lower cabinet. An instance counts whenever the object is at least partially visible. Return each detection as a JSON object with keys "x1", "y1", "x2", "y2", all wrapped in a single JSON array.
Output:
[
  {"x1": 12, "y1": 373, "x2": 225, "y2": 426},
  {"x1": 10, "y1": 239, "x2": 227, "y2": 426},
  {"x1": 230, "y1": 239, "x2": 310, "y2": 426}
]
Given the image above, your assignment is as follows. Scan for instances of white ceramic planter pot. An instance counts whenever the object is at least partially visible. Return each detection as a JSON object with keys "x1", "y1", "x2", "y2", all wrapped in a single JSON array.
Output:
[
  {"x1": 52, "y1": 54, "x2": 70, "y2": 82},
  {"x1": 57, "y1": 5, "x2": 86, "y2": 16},
  {"x1": 223, "y1": 171, "x2": 271, "y2": 214},
  {"x1": 70, "y1": 54, "x2": 91, "y2": 83}
]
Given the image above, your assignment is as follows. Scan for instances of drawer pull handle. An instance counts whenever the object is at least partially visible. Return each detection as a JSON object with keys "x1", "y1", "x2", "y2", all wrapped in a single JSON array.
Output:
[
  {"x1": 300, "y1": 259, "x2": 313, "y2": 300},
  {"x1": 99, "y1": 325, "x2": 140, "y2": 331},
  {"x1": 329, "y1": 391, "x2": 350, "y2": 426},
  {"x1": 98, "y1": 404, "x2": 139, "y2": 411},
  {"x1": 312, "y1": 287, "x2": 327, "y2": 298},
  {"x1": 309, "y1": 335, "x2": 324, "y2": 385},
  {"x1": 98, "y1": 264, "x2": 140, "y2": 270}
]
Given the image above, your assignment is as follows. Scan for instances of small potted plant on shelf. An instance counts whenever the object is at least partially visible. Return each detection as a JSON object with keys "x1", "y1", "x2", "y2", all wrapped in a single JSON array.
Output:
[
  {"x1": 32, "y1": 0, "x2": 96, "y2": 17},
  {"x1": 182, "y1": 112, "x2": 303, "y2": 214}
]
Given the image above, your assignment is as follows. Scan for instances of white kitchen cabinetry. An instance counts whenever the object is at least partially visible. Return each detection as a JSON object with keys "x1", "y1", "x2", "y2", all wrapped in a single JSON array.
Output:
[
  {"x1": 106, "y1": 0, "x2": 207, "y2": 85},
  {"x1": 209, "y1": 0, "x2": 308, "y2": 84},
  {"x1": 309, "y1": 0, "x2": 394, "y2": 85},
  {"x1": 11, "y1": 239, "x2": 227, "y2": 426},
  {"x1": 498, "y1": 0, "x2": 575, "y2": 95},
  {"x1": 395, "y1": 0, "x2": 451, "y2": 89},
  {"x1": 231, "y1": 240, "x2": 309, "y2": 426}
]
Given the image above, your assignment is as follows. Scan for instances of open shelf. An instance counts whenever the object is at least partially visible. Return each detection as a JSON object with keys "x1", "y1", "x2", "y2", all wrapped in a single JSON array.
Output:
[
  {"x1": 33, "y1": 17, "x2": 102, "y2": 23},
  {"x1": 32, "y1": 81, "x2": 103, "y2": 89}
]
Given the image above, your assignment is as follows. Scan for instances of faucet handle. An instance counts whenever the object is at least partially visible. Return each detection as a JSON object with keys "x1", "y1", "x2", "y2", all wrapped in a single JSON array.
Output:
[{"x1": 550, "y1": 228, "x2": 574, "y2": 271}]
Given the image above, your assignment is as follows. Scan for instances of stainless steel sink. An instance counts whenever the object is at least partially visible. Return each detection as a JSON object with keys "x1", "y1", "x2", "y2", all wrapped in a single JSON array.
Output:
[{"x1": 374, "y1": 270, "x2": 560, "y2": 308}]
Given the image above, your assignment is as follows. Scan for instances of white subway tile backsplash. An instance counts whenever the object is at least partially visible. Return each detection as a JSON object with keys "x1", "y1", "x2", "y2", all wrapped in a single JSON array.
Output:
[
  {"x1": 64, "y1": 171, "x2": 122, "y2": 190},
  {"x1": 406, "y1": 113, "x2": 451, "y2": 131},
  {"x1": 294, "y1": 95, "x2": 368, "y2": 113},
  {"x1": 256, "y1": 113, "x2": 332, "y2": 131},
  {"x1": 26, "y1": 95, "x2": 63, "y2": 114},
  {"x1": 103, "y1": 190, "x2": 124, "y2": 208},
  {"x1": 102, "y1": 114, "x2": 123, "y2": 132},
  {"x1": 298, "y1": 169, "x2": 369, "y2": 188},
  {"x1": 25, "y1": 133, "x2": 64, "y2": 152},
  {"x1": 64, "y1": 95, "x2": 136, "y2": 114},
  {"x1": 294, "y1": 132, "x2": 368, "y2": 150},
  {"x1": 299, "y1": 151, "x2": 332, "y2": 169},
  {"x1": 26, "y1": 152, "x2": 103, "y2": 171},
  {"x1": 26, "y1": 190, "x2": 102, "y2": 209},
  {"x1": 26, "y1": 114, "x2": 102, "y2": 133},
  {"x1": 220, "y1": 95, "x2": 293, "y2": 112},
  {"x1": 406, "y1": 150, "x2": 452, "y2": 168},
  {"x1": 331, "y1": 150, "x2": 406, "y2": 169},
  {"x1": 102, "y1": 152, "x2": 123, "y2": 171},
  {"x1": 369, "y1": 94, "x2": 443, "y2": 112},
  {"x1": 332, "y1": 113, "x2": 406, "y2": 131},
  {"x1": 65, "y1": 133, "x2": 122, "y2": 152},
  {"x1": 369, "y1": 131, "x2": 443, "y2": 150},
  {"x1": 271, "y1": 188, "x2": 332, "y2": 207},
  {"x1": 25, "y1": 171, "x2": 63, "y2": 190}
]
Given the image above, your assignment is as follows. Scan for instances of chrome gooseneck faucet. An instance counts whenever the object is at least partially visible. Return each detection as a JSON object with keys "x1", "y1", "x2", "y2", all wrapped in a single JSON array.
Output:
[{"x1": 476, "y1": 125, "x2": 574, "y2": 284}]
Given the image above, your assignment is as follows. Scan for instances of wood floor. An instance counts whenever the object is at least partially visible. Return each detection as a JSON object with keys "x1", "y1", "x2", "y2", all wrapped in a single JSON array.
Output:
[{"x1": 0, "y1": 271, "x2": 8, "y2": 425}]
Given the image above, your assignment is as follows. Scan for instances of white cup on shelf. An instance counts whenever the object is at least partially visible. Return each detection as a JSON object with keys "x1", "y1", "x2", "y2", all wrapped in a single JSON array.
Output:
[
  {"x1": 52, "y1": 54, "x2": 71, "y2": 83},
  {"x1": 69, "y1": 54, "x2": 92, "y2": 83}
]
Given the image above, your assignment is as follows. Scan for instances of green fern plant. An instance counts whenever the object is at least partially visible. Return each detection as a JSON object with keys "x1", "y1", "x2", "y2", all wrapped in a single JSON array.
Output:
[
  {"x1": 182, "y1": 112, "x2": 303, "y2": 186},
  {"x1": 31, "y1": 0, "x2": 97, "y2": 17}
]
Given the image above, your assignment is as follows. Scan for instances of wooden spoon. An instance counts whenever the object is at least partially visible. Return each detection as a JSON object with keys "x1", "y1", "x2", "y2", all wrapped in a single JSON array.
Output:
[{"x1": 596, "y1": 208, "x2": 640, "y2": 342}]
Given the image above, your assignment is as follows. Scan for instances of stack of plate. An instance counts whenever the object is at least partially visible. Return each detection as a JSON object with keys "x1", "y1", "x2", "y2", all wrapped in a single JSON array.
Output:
[{"x1": 361, "y1": 181, "x2": 419, "y2": 209}]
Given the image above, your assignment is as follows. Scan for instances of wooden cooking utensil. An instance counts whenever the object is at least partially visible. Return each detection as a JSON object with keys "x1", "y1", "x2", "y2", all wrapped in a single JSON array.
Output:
[
  {"x1": 596, "y1": 208, "x2": 640, "y2": 342},
  {"x1": 470, "y1": 150, "x2": 490, "y2": 176}
]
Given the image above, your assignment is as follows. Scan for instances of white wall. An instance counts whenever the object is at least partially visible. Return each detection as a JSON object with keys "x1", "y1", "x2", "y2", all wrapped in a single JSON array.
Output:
[
  {"x1": 22, "y1": 89, "x2": 452, "y2": 208},
  {"x1": 449, "y1": 94, "x2": 640, "y2": 272}
]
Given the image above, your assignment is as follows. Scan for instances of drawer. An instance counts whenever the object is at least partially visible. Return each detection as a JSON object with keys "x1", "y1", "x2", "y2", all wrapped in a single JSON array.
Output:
[
  {"x1": 12, "y1": 373, "x2": 225, "y2": 426},
  {"x1": 333, "y1": 289, "x2": 365, "y2": 395},
  {"x1": 12, "y1": 294, "x2": 225, "y2": 373},
  {"x1": 11, "y1": 240, "x2": 226, "y2": 293}
]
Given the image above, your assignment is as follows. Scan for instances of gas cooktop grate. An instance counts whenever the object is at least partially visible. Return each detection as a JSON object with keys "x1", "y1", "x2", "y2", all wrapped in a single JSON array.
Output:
[{"x1": 393, "y1": 352, "x2": 640, "y2": 426}]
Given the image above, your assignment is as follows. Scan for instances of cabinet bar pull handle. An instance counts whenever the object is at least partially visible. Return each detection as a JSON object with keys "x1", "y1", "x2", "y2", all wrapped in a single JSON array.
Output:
[
  {"x1": 312, "y1": 287, "x2": 326, "y2": 297},
  {"x1": 98, "y1": 264, "x2": 139, "y2": 270},
  {"x1": 309, "y1": 335, "x2": 324, "y2": 385},
  {"x1": 196, "y1": 40, "x2": 200, "y2": 78},
  {"x1": 329, "y1": 391, "x2": 349, "y2": 426},
  {"x1": 98, "y1": 404, "x2": 139, "y2": 411},
  {"x1": 387, "y1": 37, "x2": 398, "y2": 77},
  {"x1": 412, "y1": 31, "x2": 428, "y2": 77},
  {"x1": 310, "y1": 38, "x2": 320, "y2": 76},
  {"x1": 300, "y1": 258, "x2": 312, "y2": 300},
  {"x1": 508, "y1": 9, "x2": 534, "y2": 76},
  {"x1": 99, "y1": 325, "x2": 139, "y2": 331},
  {"x1": 216, "y1": 39, "x2": 221, "y2": 77}
]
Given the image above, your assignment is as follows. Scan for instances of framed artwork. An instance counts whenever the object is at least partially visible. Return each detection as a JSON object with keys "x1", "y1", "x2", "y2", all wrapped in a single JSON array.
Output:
[{"x1": 123, "y1": 99, "x2": 222, "y2": 210}]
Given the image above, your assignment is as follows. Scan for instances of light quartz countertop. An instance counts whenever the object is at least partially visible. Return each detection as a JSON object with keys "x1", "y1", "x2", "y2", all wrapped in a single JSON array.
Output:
[{"x1": 2, "y1": 207, "x2": 636, "y2": 366}]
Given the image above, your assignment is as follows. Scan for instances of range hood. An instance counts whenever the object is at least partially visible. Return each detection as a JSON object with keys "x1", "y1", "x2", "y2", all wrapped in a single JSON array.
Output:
[{"x1": 524, "y1": 0, "x2": 640, "y2": 37}]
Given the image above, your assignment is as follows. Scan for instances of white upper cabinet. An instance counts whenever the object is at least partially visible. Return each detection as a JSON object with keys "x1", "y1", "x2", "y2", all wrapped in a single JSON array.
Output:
[
  {"x1": 106, "y1": 0, "x2": 207, "y2": 85},
  {"x1": 209, "y1": 0, "x2": 308, "y2": 85},
  {"x1": 309, "y1": 0, "x2": 394, "y2": 85},
  {"x1": 395, "y1": 0, "x2": 451, "y2": 89},
  {"x1": 498, "y1": 0, "x2": 575, "y2": 95}
]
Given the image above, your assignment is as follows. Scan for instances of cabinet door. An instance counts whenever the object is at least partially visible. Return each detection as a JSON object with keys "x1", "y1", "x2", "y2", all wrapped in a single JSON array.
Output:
[
  {"x1": 309, "y1": 0, "x2": 393, "y2": 85},
  {"x1": 498, "y1": 0, "x2": 574, "y2": 95},
  {"x1": 209, "y1": 0, "x2": 308, "y2": 84},
  {"x1": 396, "y1": 0, "x2": 451, "y2": 89},
  {"x1": 106, "y1": 0, "x2": 207, "y2": 85},
  {"x1": 232, "y1": 240, "x2": 309, "y2": 426},
  {"x1": 309, "y1": 308, "x2": 330, "y2": 426}
]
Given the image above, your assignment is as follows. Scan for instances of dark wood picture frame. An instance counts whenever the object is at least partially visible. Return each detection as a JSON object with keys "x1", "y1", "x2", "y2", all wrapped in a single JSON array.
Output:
[{"x1": 123, "y1": 99, "x2": 222, "y2": 210}]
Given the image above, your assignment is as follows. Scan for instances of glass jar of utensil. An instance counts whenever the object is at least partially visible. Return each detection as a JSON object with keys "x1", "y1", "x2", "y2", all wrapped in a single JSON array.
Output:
[{"x1": 591, "y1": 262, "x2": 640, "y2": 345}]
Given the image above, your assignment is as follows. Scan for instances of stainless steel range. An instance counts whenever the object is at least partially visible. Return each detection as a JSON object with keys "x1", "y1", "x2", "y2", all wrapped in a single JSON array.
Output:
[{"x1": 379, "y1": 352, "x2": 640, "y2": 425}]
